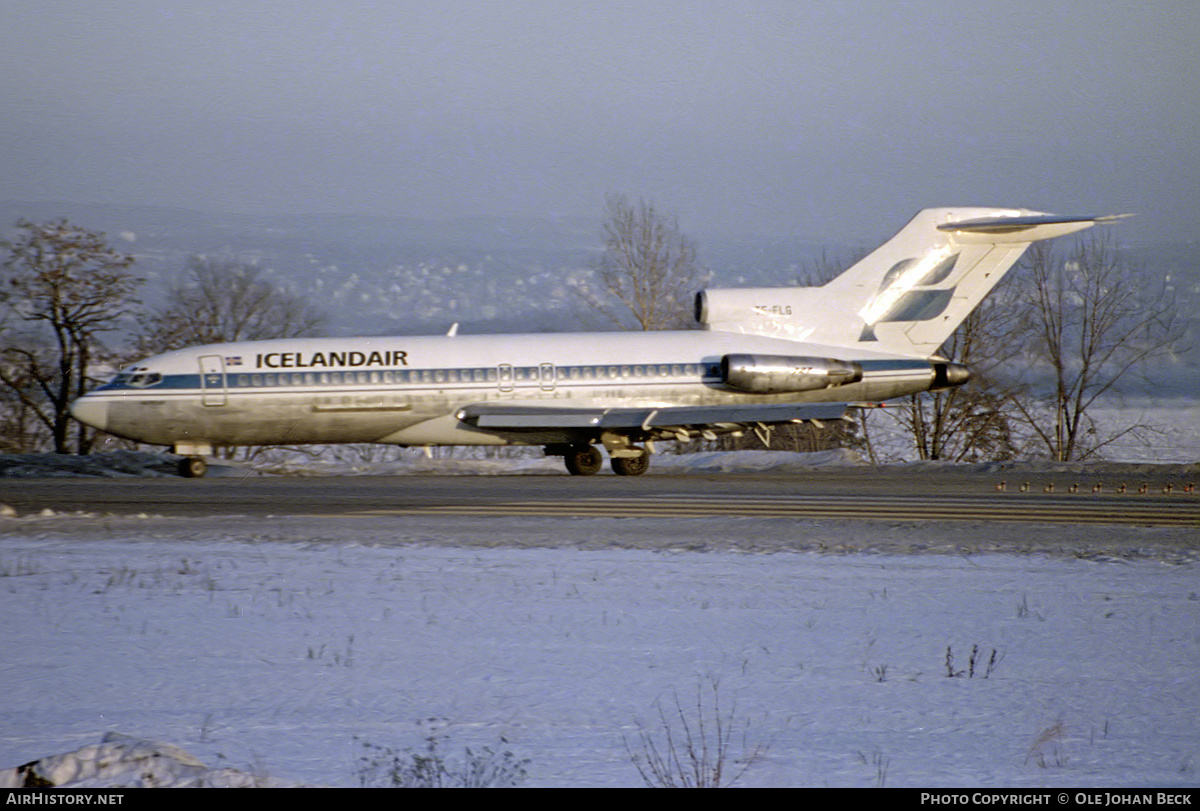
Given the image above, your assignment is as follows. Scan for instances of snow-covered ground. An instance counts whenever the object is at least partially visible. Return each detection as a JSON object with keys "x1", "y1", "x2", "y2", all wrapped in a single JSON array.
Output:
[
  {"x1": 1, "y1": 508, "x2": 1196, "y2": 788},
  {"x1": 1, "y1": 400, "x2": 1197, "y2": 788}
]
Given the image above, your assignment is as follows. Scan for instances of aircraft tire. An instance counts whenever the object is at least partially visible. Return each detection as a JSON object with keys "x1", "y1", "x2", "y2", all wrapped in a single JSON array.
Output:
[
  {"x1": 611, "y1": 453, "x2": 650, "y2": 476},
  {"x1": 179, "y1": 456, "x2": 208, "y2": 478},
  {"x1": 564, "y1": 445, "x2": 603, "y2": 476}
]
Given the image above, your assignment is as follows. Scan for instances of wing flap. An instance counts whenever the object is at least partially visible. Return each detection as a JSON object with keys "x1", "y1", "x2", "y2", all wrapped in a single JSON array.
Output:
[{"x1": 458, "y1": 402, "x2": 850, "y2": 430}]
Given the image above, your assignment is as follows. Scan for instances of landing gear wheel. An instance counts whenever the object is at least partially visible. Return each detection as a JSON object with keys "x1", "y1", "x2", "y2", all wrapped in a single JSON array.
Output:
[
  {"x1": 611, "y1": 453, "x2": 649, "y2": 476},
  {"x1": 179, "y1": 456, "x2": 208, "y2": 478},
  {"x1": 564, "y1": 445, "x2": 603, "y2": 476}
]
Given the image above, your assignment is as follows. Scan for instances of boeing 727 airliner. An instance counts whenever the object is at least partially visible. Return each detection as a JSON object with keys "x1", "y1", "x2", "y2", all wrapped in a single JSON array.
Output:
[{"x1": 70, "y1": 208, "x2": 1109, "y2": 477}]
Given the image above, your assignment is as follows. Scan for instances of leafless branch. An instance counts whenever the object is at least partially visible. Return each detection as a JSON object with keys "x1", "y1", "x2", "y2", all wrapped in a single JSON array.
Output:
[{"x1": 574, "y1": 194, "x2": 706, "y2": 331}]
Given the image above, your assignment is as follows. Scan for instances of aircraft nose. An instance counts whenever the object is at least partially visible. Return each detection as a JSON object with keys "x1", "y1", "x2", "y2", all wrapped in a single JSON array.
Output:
[{"x1": 69, "y1": 397, "x2": 108, "y2": 431}]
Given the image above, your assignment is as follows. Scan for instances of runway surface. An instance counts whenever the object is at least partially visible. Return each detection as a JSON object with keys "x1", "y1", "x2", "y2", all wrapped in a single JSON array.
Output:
[{"x1": 4, "y1": 468, "x2": 1198, "y2": 528}]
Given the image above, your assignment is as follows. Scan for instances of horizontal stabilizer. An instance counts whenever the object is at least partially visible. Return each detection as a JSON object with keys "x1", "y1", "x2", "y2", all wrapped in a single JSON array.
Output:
[
  {"x1": 458, "y1": 402, "x2": 850, "y2": 431},
  {"x1": 936, "y1": 213, "x2": 1125, "y2": 243}
]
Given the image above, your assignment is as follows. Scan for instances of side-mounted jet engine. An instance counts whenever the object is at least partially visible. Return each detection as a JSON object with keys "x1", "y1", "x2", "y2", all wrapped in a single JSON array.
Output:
[{"x1": 721, "y1": 354, "x2": 863, "y2": 393}]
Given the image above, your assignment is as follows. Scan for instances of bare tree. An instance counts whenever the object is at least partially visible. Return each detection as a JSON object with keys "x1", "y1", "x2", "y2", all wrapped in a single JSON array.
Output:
[
  {"x1": 575, "y1": 194, "x2": 705, "y2": 330},
  {"x1": 131, "y1": 255, "x2": 326, "y2": 462},
  {"x1": 886, "y1": 296, "x2": 1023, "y2": 462},
  {"x1": 0, "y1": 219, "x2": 140, "y2": 453},
  {"x1": 137, "y1": 255, "x2": 326, "y2": 353},
  {"x1": 0, "y1": 341, "x2": 52, "y2": 453},
  {"x1": 1009, "y1": 232, "x2": 1184, "y2": 461}
]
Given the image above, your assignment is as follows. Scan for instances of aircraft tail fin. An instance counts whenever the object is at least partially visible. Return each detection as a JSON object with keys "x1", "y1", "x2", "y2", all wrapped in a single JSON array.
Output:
[{"x1": 696, "y1": 208, "x2": 1112, "y2": 356}]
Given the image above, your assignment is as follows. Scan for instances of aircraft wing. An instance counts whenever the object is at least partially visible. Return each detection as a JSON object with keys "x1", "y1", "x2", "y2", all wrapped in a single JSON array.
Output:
[{"x1": 457, "y1": 401, "x2": 850, "y2": 431}]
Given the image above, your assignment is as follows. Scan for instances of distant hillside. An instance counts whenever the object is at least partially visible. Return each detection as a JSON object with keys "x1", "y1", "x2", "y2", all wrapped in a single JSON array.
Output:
[{"x1": 0, "y1": 200, "x2": 854, "y2": 336}]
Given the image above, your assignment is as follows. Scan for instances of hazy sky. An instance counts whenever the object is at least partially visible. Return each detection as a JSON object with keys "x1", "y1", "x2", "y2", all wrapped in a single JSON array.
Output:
[{"x1": 3, "y1": 1, "x2": 1197, "y2": 243}]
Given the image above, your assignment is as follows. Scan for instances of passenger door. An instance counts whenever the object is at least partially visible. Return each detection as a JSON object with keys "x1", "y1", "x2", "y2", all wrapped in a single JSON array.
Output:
[{"x1": 199, "y1": 355, "x2": 228, "y2": 406}]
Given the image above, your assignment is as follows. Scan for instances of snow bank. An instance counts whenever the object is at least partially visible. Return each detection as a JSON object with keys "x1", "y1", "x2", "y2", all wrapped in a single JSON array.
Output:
[
  {"x1": 256, "y1": 453, "x2": 564, "y2": 477},
  {"x1": 652, "y1": 447, "x2": 866, "y2": 472},
  {"x1": 0, "y1": 732, "x2": 297, "y2": 788},
  {"x1": 0, "y1": 451, "x2": 183, "y2": 478},
  {"x1": 0, "y1": 448, "x2": 867, "y2": 478},
  {"x1": 7, "y1": 447, "x2": 1198, "y2": 481},
  {"x1": 886, "y1": 458, "x2": 1200, "y2": 478}
]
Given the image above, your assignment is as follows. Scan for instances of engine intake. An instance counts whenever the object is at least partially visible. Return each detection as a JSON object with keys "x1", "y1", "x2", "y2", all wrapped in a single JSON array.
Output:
[{"x1": 721, "y1": 354, "x2": 863, "y2": 394}]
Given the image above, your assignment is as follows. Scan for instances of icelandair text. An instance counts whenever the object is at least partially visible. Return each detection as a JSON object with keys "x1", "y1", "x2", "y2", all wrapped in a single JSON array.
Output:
[{"x1": 255, "y1": 350, "x2": 408, "y2": 370}]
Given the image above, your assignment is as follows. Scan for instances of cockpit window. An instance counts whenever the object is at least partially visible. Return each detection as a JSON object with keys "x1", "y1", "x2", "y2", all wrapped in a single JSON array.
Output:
[{"x1": 127, "y1": 372, "x2": 163, "y2": 388}]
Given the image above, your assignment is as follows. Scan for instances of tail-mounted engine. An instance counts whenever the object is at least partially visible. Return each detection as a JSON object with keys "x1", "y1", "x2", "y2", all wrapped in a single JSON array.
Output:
[{"x1": 721, "y1": 354, "x2": 863, "y2": 394}]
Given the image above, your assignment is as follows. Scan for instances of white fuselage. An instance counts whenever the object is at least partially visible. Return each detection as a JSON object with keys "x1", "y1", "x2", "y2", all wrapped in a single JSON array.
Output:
[{"x1": 73, "y1": 330, "x2": 937, "y2": 452}]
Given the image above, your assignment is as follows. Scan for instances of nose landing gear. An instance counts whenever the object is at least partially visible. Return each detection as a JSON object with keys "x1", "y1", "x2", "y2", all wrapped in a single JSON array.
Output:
[{"x1": 178, "y1": 456, "x2": 208, "y2": 478}]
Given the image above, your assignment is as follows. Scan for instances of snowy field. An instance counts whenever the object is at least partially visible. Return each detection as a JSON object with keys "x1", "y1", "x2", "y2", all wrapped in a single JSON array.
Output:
[
  {"x1": 1, "y1": 509, "x2": 1196, "y2": 788},
  {"x1": 1, "y1": 399, "x2": 1197, "y2": 788}
]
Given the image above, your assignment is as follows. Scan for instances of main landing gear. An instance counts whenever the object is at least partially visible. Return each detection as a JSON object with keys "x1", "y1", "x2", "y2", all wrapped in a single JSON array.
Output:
[
  {"x1": 610, "y1": 453, "x2": 650, "y2": 476},
  {"x1": 563, "y1": 445, "x2": 604, "y2": 476},
  {"x1": 551, "y1": 444, "x2": 649, "y2": 476}
]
